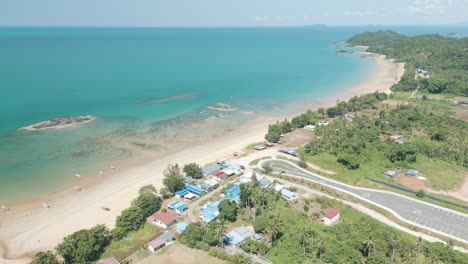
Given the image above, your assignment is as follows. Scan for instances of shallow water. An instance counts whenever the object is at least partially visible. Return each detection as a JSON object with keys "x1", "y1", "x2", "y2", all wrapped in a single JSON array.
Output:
[{"x1": 2, "y1": 26, "x2": 464, "y2": 203}]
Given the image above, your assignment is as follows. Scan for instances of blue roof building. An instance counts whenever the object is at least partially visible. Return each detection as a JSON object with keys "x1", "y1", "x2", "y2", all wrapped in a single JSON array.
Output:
[
  {"x1": 168, "y1": 200, "x2": 188, "y2": 214},
  {"x1": 406, "y1": 169, "x2": 419, "y2": 177},
  {"x1": 199, "y1": 198, "x2": 225, "y2": 224},
  {"x1": 175, "y1": 189, "x2": 189, "y2": 198},
  {"x1": 175, "y1": 222, "x2": 189, "y2": 234},
  {"x1": 225, "y1": 186, "x2": 241, "y2": 204},
  {"x1": 186, "y1": 184, "x2": 205, "y2": 195}
]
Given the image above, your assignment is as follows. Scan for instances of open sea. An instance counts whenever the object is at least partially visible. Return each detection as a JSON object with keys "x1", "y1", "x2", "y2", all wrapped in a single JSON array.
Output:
[{"x1": 1, "y1": 26, "x2": 467, "y2": 203}]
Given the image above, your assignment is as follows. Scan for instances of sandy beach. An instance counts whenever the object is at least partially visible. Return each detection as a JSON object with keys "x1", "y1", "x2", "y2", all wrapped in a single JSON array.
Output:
[{"x1": 0, "y1": 54, "x2": 404, "y2": 263}]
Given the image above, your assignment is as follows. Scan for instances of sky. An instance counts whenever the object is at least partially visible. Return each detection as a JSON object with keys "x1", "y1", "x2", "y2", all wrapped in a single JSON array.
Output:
[{"x1": 1, "y1": 0, "x2": 468, "y2": 27}]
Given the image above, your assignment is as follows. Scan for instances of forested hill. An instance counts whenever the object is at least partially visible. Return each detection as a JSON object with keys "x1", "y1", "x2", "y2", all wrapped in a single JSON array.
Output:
[{"x1": 348, "y1": 30, "x2": 468, "y2": 96}]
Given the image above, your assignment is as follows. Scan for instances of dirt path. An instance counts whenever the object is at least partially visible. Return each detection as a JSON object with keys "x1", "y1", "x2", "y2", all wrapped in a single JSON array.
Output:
[{"x1": 135, "y1": 243, "x2": 225, "y2": 264}]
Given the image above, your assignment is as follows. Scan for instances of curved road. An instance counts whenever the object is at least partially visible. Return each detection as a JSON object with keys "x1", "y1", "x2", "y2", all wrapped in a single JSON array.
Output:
[{"x1": 260, "y1": 159, "x2": 468, "y2": 244}]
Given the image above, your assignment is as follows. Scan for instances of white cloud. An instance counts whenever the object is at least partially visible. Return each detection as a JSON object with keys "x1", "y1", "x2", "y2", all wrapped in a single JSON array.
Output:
[
  {"x1": 254, "y1": 16, "x2": 269, "y2": 22},
  {"x1": 343, "y1": 8, "x2": 391, "y2": 17},
  {"x1": 407, "y1": 0, "x2": 467, "y2": 14}
]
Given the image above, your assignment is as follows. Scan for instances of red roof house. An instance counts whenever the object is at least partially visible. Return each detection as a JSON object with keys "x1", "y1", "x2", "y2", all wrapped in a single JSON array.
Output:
[
  {"x1": 214, "y1": 171, "x2": 228, "y2": 180},
  {"x1": 150, "y1": 211, "x2": 176, "y2": 228},
  {"x1": 322, "y1": 208, "x2": 340, "y2": 226}
]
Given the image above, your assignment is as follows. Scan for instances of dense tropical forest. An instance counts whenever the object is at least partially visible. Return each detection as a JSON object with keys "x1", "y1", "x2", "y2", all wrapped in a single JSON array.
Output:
[{"x1": 347, "y1": 31, "x2": 468, "y2": 96}]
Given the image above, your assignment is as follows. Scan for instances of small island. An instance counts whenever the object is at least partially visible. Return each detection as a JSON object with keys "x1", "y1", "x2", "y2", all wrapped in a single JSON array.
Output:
[
  {"x1": 18, "y1": 115, "x2": 97, "y2": 131},
  {"x1": 207, "y1": 103, "x2": 237, "y2": 111}
]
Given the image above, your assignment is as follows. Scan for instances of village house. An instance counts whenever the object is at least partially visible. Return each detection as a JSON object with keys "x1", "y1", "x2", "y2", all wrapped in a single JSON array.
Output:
[
  {"x1": 176, "y1": 222, "x2": 188, "y2": 234},
  {"x1": 147, "y1": 232, "x2": 174, "y2": 253},
  {"x1": 97, "y1": 257, "x2": 120, "y2": 264},
  {"x1": 202, "y1": 163, "x2": 223, "y2": 177},
  {"x1": 199, "y1": 199, "x2": 222, "y2": 224},
  {"x1": 149, "y1": 211, "x2": 176, "y2": 229},
  {"x1": 214, "y1": 171, "x2": 228, "y2": 181},
  {"x1": 200, "y1": 178, "x2": 219, "y2": 190},
  {"x1": 224, "y1": 186, "x2": 241, "y2": 204},
  {"x1": 175, "y1": 188, "x2": 189, "y2": 198},
  {"x1": 222, "y1": 160, "x2": 243, "y2": 174},
  {"x1": 168, "y1": 200, "x2": 188, "y2": 214},
  {"x1": 224, "y1": 225, "x2": 255, "y2": 246},
  {"x1": 322, "y1": 208, "x2": 340, "y2": 226},
  {"x1": 384, "y1": 170, "x2": 398, "y2": 178},
  {"x1": 280, "y1": 188, "x2": 299, "y2": 201},
  {"x1": 186, "y1": 184, "x2": 205, "y2": 196},
  {"x1": 184, "y1": 192, "x2": 197, "y2": 201},
  {"x1": 405, "y1": 169, "x2": 419, "y2": 177},
  {"x1": 258, "y1": 176, "x2": 272, "y2": 188}
]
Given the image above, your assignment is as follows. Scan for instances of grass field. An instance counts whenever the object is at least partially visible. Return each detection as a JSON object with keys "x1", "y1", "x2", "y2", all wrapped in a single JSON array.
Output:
[
  {"x1": 303, "y1": 151, "x2": 466, "y2": 192},
  {"x1": 390, "y1": 91, "x2": 412, "y2": 100},
  {"x1": 100, "y1": 223, "x2": 162, "y2": 261},
  {"x1": 136, "y1": 243, "x2": 226, "y2": 264},
  {"x1": 299, "y1": 150, "x2": 467, "y2": 213}
]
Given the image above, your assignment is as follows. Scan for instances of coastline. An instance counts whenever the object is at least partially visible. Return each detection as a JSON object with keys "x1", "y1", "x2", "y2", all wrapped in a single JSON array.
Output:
[{"x1": 0, "y1": 54, "x2": 405, "y2": 263}]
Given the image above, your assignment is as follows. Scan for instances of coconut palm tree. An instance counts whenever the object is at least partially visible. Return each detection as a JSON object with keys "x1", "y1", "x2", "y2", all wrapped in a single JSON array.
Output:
[
  {"x1": 217, "y1": 220, "x2": 227, "y2": 248},
  {"x1": 390, "y1": 235, "x2": 399, "y2": 263},
  {"x1": 362, "y1": 238, "x2": 375, "y2": 257},
  {"x1": 315, "y1": 236, "x2": 327, "y2": 263},
  {"x1": 299, "y1": 227, "x2": 314, "y2": 256}
]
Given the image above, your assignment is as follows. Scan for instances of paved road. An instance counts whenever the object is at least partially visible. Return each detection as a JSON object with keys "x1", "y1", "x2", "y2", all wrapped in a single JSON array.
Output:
[{"x1": 260, "y1": 159, "x2": 468, "y2": 244}]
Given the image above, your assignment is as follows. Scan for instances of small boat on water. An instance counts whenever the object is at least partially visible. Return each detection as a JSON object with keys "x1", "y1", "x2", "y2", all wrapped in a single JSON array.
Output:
[
  {"x1": 75, "y1": 174, "x2": 81, "y2": 178},
  {"x1": 101, "y1": 206, "x2": 111, "y2": 211},
  {"x1": 41, "y1": 203, "x2": 50, "y2": 208}
]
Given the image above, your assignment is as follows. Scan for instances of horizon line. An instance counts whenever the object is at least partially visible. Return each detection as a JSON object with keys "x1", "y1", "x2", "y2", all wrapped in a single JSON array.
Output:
[{"x1": 0, "y1": 23, "x2": 467, "y2": 29}]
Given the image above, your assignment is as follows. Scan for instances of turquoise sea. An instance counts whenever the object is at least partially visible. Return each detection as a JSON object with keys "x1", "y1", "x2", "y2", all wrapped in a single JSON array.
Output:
[{"x1": 1, "y1": 26, "x2": 466, "y2": 203}]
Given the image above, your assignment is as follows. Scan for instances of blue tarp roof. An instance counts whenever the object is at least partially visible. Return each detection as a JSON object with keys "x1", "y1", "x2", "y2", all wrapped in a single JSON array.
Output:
[
  {"x1": 175, "y1": 189, "x2": 189, "y2": 196},
  {"x1": 176, "y1": 222, "x2": 188, "y2": 233},
  {"x1": 225, "y1": 186, "x2": 241, "y2": 196},
  {"x1": 169, "y1": 200, "x2": 188, "y2": 212},
  {"x1": 186, "y1": 184, "x2": 205, "y2": 195},
  {"x1": 169, "y1": 200, "x2": 184, "y2": 208},
  {"x1": 406, "y1": 169, "x2": 419, "y2": 176},
  {"x1": 176, "y1": 204, "x2": 188, "y2": 212},
  {"x1": 199, "y1": 198, "x2": 225, "y2": 224},
  {"x1": 225, "y1": 187, "x2": 240, "y2": 204}
]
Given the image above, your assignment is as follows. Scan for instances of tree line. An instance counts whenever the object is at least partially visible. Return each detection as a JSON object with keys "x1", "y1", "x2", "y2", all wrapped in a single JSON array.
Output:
[
  {"x1": 30, "y1": 161, "x2": 211, "y2": 264},
  {"x1": 348, "y1": 30, "x2": 468, "y2": 96}
]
